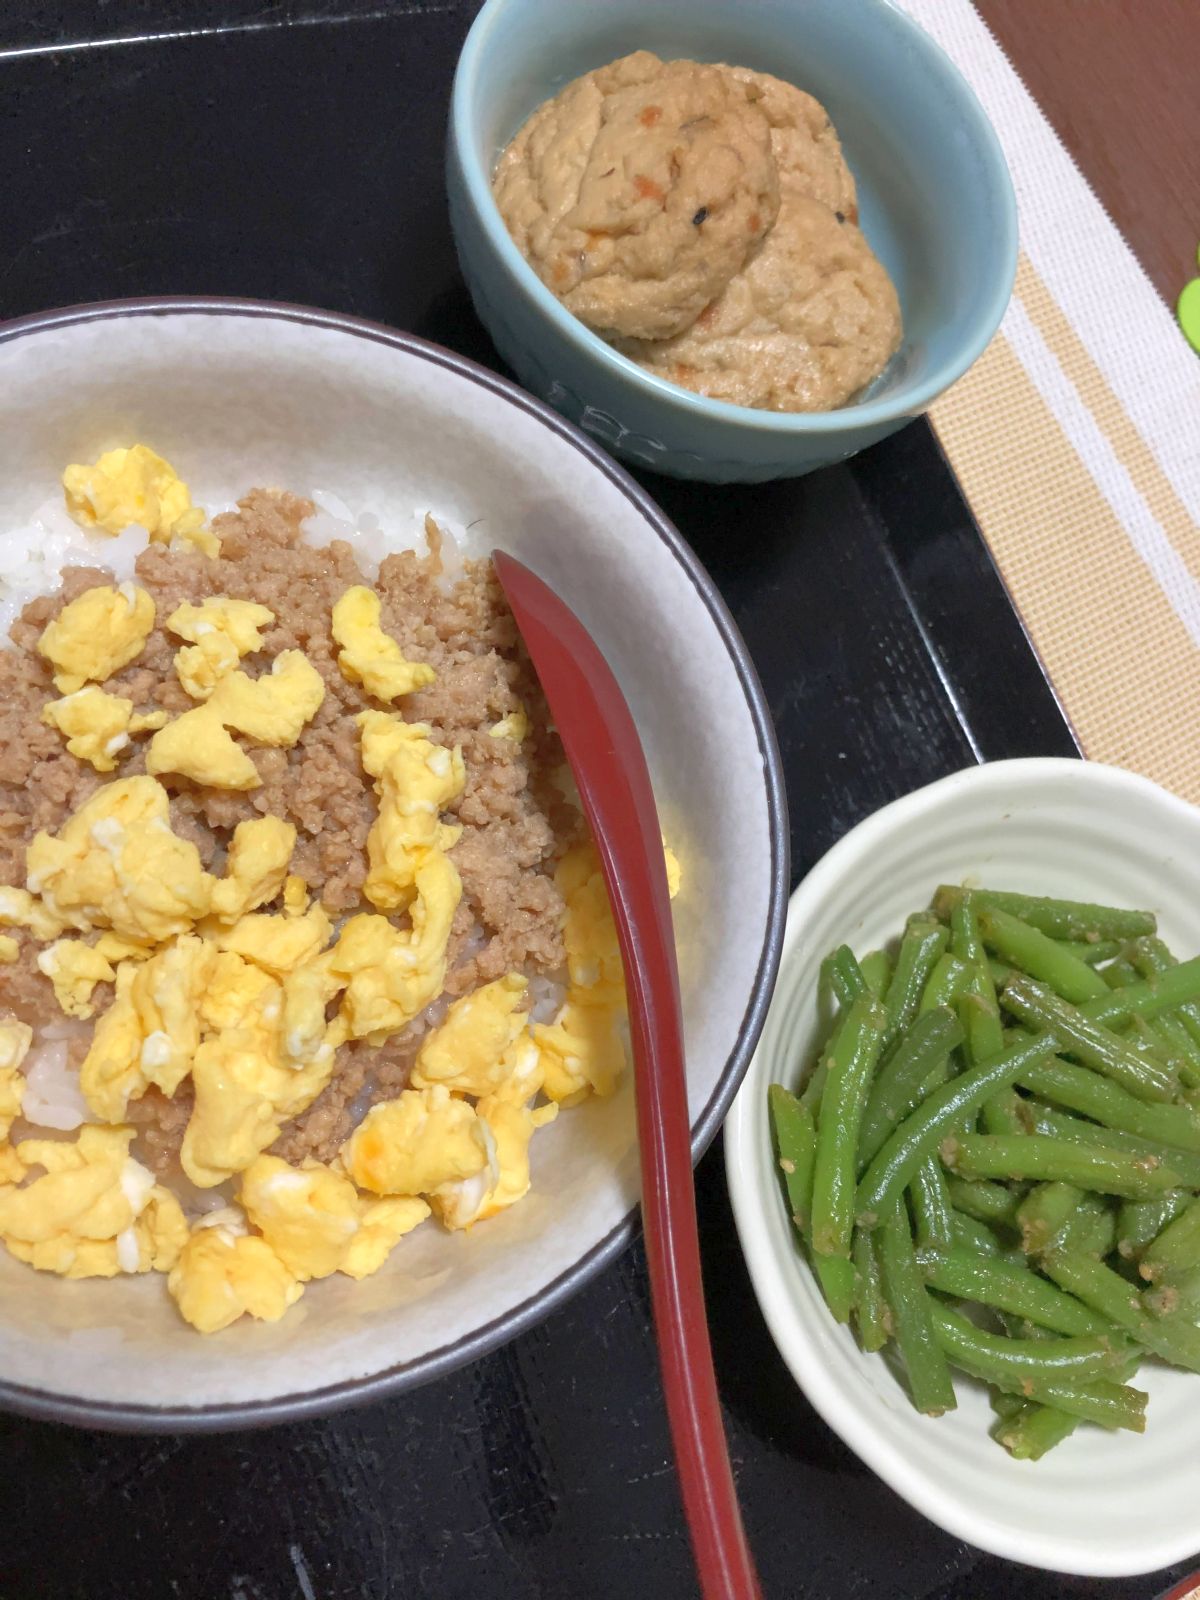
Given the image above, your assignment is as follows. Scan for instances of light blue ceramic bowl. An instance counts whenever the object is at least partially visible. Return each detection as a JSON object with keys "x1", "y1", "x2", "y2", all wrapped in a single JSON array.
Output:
[{"x1": 447, "y1": 0, "x2": 1017, "y2": 483}]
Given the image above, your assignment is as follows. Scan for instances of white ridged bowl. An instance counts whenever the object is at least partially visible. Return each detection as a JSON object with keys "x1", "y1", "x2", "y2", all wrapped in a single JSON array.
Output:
[{"x1": 726, "y1": 758, "x2": 1200, "y2": 1577}]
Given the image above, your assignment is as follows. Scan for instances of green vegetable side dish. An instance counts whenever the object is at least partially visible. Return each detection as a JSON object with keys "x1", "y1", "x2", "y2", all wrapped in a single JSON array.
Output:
[{"x1": 767, "y1": 884, "x2": 1200, "y2": 1461}]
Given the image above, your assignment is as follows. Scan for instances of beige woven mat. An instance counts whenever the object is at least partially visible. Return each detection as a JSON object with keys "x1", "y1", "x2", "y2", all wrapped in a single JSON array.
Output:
[{"x1": 896, "y1": 2, "x2": 1200, "y2": 802}]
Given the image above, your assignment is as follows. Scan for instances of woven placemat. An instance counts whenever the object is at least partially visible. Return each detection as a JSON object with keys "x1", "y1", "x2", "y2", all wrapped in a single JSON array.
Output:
[{"x1": 896, "y1": 0, "x2": 1200, "y2": 802}]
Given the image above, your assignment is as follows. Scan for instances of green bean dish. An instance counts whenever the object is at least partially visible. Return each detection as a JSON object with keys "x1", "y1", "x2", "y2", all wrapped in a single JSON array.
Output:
[{"x1": 770, "y1": 887, "x2": 1200, "y2": 1460}]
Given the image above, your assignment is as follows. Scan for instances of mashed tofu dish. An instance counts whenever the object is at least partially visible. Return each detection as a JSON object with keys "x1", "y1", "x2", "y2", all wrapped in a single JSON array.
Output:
[
  {"x1": 493, "y1": 50, "x2": 902, "y2": 413},
  {"x1": 0, "y1": 444, "x2": 673, "y2": 1334}
]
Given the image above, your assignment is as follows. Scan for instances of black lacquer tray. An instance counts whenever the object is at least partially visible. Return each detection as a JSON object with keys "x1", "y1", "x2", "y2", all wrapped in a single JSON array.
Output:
[{"x1": 3, "y1": 4, "x2": 1187, "y2": 1596}]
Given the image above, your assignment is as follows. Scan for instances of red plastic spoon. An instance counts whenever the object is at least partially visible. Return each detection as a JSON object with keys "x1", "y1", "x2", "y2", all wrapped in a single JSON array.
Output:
[{"x1": 493, "y1": 551, "x2": 761, "y2": 1600}]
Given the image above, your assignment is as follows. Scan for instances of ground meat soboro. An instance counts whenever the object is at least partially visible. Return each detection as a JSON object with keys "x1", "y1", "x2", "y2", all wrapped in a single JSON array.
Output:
[{"x1": 0, "y1": 490, "x2": 575, "y2": 1169}]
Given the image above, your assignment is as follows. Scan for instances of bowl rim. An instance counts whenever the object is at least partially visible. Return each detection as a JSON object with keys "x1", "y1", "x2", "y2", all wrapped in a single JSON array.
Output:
[
  {"x1": 0, "y1": 293, "x2": 789, "y2": 1433},
  {"x1": 725, "y1": 756, "x2": 1200, "y2": 1576},
  {"x1": 450, "y1": 0, "x2": 1019, "y2": 435}
]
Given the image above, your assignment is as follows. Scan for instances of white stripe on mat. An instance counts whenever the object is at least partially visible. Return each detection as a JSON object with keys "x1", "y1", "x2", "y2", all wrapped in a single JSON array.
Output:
[{"x1": 1004, "y1": 293, "x2": 1200, "y2": 649}]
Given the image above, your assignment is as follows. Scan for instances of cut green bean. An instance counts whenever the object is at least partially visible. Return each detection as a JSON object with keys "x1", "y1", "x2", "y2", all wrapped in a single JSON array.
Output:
[
  {"x1": 799, "y1": 1054, "x2": 829, "y2": 1116},
  {"x1": 768, "y1": 1085, "x2": 817, "y2": 1235},
  {"x1": 817, "y1": 953, "x2": 838, "y2": 1037},
  {"x1": 933, "y1": 886, "x2": 1156, "y2": 943},
  {"x1": 951, "y1": 892, "x2": 1014, "y2": 1139},
  {"x1": 1058, "y1": 1193, "x2": 1117, "y2": 1258},
  {"x1": 946, "y1": 1175, "x2": 1022, "y2": 1227},
  {"x1": 978, "y1": 1086, "x2": 1028, "y2": 1137},
  {"x1": 860, "y1": 949, "x2": 892, "y2": 1000},
  {"x1": 979, "y1": 907, "x2": 1110, "y2": 1004},
  {"x1": 1015, "y1": 1055, "x2": 1200, "y2": 1152},
  {"x1": 952, "y1": 1211, "x2": 1004, "y2": 1257},
  {"x1": 813, "y1": 1254, "x2": 858, "y2": 1324},
  {"x1": 882, "y1": 917, "x2": 948, "y2": 1049},
  {"x1": 943, "y1": 1134, "x2": 1183, "y2": 1197},
  {"x1": 1080, "y1": 957, "x2": 1200, "y2": 1029},
  {"x1": 1125, "y1": 1014, "x2": 1200, "y2": 1092},
  {"x1": 857, "y1": 1008, "x2": 963, "y2": 1169},
  {"x1": 811, "y1": 996, "x2": 888, "y2": 1260},
  {"x1": 1141, "y1": 1195, "x2": 1200, "y2": 1284},
  {"x1": 995, "y1": 1342, "x2": 1142, "y2": 1459},
  {"x1": 1117, "y1": 1191, "x2": 1191, "y2": 1261},
  {"x1": 1127, "y1": 939, "x2": 1200, "y2": 1068},
  {"x1": 952, "y1": 893, "x2": 1005, "y2": 1061},
  {"x1": 856, "y1": 1034, "x2": 1057, "y2": 1224},
  {"x1": 927, "y1": 1303, "x2": 1129, "y2": 1379},
  {"x1": 1002, "y1": 976, "x2": 1178, "y2": 1102},
  {"x1": 1135, "y1": 1011, "x2": 1200, "y2": 1090},
  {"x1": 878, "y1": 1204, "x2": 956, "y2": 1415},
  {"x1": 787, "y1": 893, "x2": 1200, "y2": 1456},
  {"x1": 1027, "y1": 1103, "x2": 1200, "y2": 1188},
  {"x1": 1044, "y1": 1249, "x2": 1200, "y2": 1374},
  {"x1": 1144, "y1": 1263, "x2": 1200, "y2": 1319},
  {"x1": 990, "y1": 1388, "x2": 1026, "y2": 1422},
  {"x1": 987, "y1": 957, "x2": 1015, "y2": 989},
  {"x1": 852, "y1": 1229, "x2": 890, "y2": 1352},
  {"x1": 919, "y1": 953, "x2": 970, "y2": 1015},
  {"x1": 1016, "y1": 1182, "x2": 1085, "y2": 1255},
  {"x1": 909, "y1": 1157, "x2": 955, "y2": 1252},
  {"x1": 993, "y1": 1401, "x2": 1081, "y2": 1460},
  {"x1": 1062, "y1": 938, "x2": 1123, "y2": 967},
  {"x1": 917, "y1": 1245, "x2": 1114, "y2": 1337},
  {"x1": 828, "y1": 945, "x2": 868, "y2": 1009}
]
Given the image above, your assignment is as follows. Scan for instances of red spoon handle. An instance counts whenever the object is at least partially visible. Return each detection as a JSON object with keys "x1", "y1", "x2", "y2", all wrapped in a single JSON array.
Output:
[
  {"x1": 618, "y1": 844, "x2": 762, "y2": 1600},
  {"x1": 493, "y1": 553, "x2": 761, "y2": 1600}
]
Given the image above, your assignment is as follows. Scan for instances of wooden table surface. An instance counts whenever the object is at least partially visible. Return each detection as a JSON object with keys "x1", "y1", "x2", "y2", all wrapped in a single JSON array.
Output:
[{"x1": 978, "y1": 0, "x2": 1200, "y2": 305}]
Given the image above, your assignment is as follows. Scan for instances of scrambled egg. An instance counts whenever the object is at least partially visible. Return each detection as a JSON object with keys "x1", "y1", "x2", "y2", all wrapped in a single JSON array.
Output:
[
  {"x1": 0, "y1": 883, "x2": 65, "y2": 940},
  {"x1": 358, "y1": 710, "x2": 465, "y2": 911},
  {"x1": 535, "y1": 996, "x2": 627, "y2": 1104},
  {"x1": 332, "y1": 586, "x2": 435, "y2": 702},
  {"x1": 330, "y1": 853, "x2": 461, "y2": 1040},
  {"x1": 0, "y1": 1023, "x2": 32, "y2": 1184},
  {"x1": 26, "y1": 776, "x2": 213, "y2": 942},
  {"x1": 341, "y1": 1196, "x2": 430, "y2": 1279},
  {"x1": 146, "y1": 650, "x2": 325, "y2": 790},
  {"x1": 63, "y1": 444, "x2": 217, "y2": 557},
  {"x1": 209, "y1": 816, "x2": 297, "y2": 924},
  {"x1": 37, "y1": 583, "x2": 156, "y2": 695},
  {"x1": 168, "y1": 598, "x2": 275, "y2": 700},
  {"x1": 342, "y1": 1085, "x2": 488, "y2": 1196},
  {"x1": 664, "y1": 841, "x2": 682, "y2": 900},
  {"x1": 0, "y1": 1125, "x2": 186, "y2": 1279},
  {"x1": 240, "y1": 1155, "x2": 360, "y2": 1279},
  {"x1": 37, "y1": 938, "x2": 116, "y2": 1019},
  {"x1": 3, "y1": 460, "x2": 686, "y2": 1332},
  {"x1": 0, "y1": 886, "x2": 67, "y2": 943},
  {"x1": 0, "y1": 938, "x2": 17, "y2": 965},
  {"x1": 79, "y1": 935, "x2": 217, "y2": 1120},
  {"x1": 167, "y1": 1211, "x2": 301, "y2": 1333},
  {"x1": 214, "y1": 904, "x2": 332, "y2": 977},
  {"x1": 145, "y1": 705, "x2": 260, "y2": 790},
  {"x1": 430, "y1": 1038, "x2": 557, "y2": 1230},
  {"x1": 527, "y1": 840, "x2": 630, "y2": 1105},
  {"x1": 410, "y1": 973, "x2": 529, "y2": 1096},
  {"x1": 42, "y1": 686, "x2": 167, "y2": 773},
  {"x1": 181, "y1": 1032, "x2": 335, "y2": 1189},
  {"x1": 489, "y1": 706, "x2": 529, "y2": 742}
]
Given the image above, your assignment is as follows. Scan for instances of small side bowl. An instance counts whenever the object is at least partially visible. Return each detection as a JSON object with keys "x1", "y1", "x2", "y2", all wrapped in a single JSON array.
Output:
[
  {"x1": 726, "y1": 758, "x2": 1200, "y2": 1576},
  {"x1": 447, "y1": 0, "x2": 1017, "y2": 482}
]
